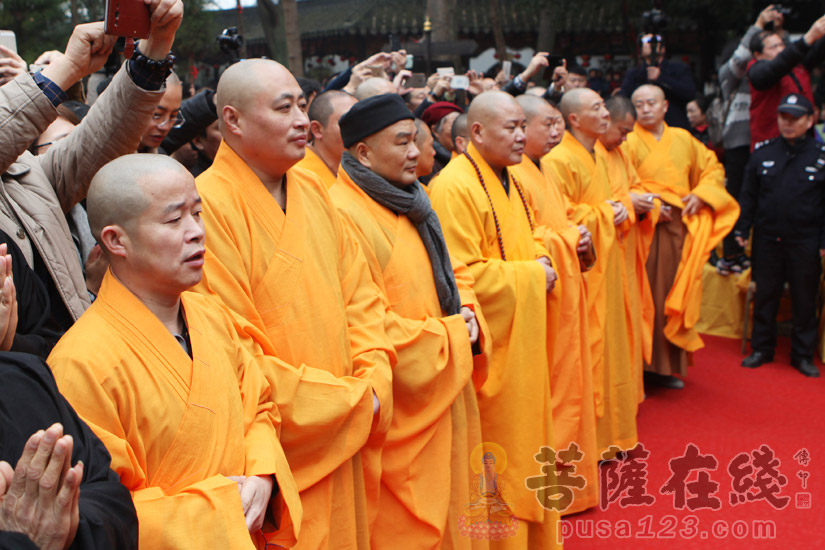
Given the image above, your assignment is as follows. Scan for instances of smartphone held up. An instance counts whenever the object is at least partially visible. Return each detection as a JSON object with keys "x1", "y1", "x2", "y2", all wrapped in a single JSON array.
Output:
[{"x1": 104, "y1": 0, "x2": 151, "y2": 39}]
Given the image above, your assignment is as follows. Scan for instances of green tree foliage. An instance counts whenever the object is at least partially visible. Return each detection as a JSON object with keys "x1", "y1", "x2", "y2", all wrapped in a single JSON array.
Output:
[
  {"x1": 173, "y1": 0, "x2": 219, "y2": 61},
  {"x1": 0, "y1": 0, "x2": 219, "y2": 66},
  {"x1": 0, "y1": 0, "x2": 72, "y2": 61}
]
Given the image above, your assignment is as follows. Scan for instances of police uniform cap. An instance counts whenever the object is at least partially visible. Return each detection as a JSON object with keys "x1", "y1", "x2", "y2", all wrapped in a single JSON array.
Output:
[{"x1": 777, "y1": 94, "x2": 813, "y2": 116}]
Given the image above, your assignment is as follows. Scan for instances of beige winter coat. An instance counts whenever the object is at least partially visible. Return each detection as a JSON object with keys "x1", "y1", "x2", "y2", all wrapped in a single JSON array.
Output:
[{"x1": 0, "y1": 63, "x2": 163, "y2": 321}]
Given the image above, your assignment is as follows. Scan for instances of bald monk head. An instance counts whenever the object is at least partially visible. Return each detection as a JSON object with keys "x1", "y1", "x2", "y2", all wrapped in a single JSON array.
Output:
[
  {"x1": 216, "y1": 59, "x2": 309, "y2": 183},
  {"x1": 467, "y1": 91, "x2": 526, "y2": 174},
  {"x1": 559, "y1": 88, "x2": 609, "y2": 146},
  {"x1": 88, "y1": 154, "x2": 205, "y2": 300},
  {"x1": 139, "y1": 72, "x2": 182, "y2": 152},
  {"x1": 517, "y1": 94, "x2": 565, "y2": 162},
  {"x1": 414, "y1": 118, "x2": 436, "y2": 178},
  {"x1": 308, "y1": 90, "x2": 358, "y2": 168},
  {"x1": 450, "y1": 113, "x2": 469, "y2": 155},
  {"x1": 631, "y1": 84, "x2": 668, "y2": 133},
  {"x1": 524, "y1": 86, "x2": 547, "y2": 97},
  {"x1": 480, "y1": 78, "x2": 499, "y2": 92},
  {"x1": 600, "y1": 95, "x2": 637, "y2": 151},
  {"x1": 355, "y1": 77, "x2": 397, "y2": 100}
]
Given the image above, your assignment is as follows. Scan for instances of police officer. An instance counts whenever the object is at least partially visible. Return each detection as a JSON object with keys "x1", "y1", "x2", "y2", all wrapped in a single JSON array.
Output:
[{"x1": 736, "y1": 93, "x2": 824, "y2": 377}]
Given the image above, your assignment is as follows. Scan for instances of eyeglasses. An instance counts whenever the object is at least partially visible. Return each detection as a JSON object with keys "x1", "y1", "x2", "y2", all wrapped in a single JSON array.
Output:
[{"x1": 152, "y1": 110, "x2": 185, "y2": 129}]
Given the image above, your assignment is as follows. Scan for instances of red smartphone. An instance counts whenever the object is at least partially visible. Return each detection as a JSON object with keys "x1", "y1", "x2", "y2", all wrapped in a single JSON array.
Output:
[{"x1": 104, "y1": 0, "x2": 151, "y2": 39}]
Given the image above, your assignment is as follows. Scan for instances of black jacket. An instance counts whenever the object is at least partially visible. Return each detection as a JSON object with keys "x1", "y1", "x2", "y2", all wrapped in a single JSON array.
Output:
[
  {"x1": 735, "y1": 135, "x2": 825, "y2": 247},
  {"x1": 0, "y1": 353, "x2": 138, "y2": 549},
  {"x1": 620, "y1": 59, "x2": 696, "y2": 130},
  {"x1": 0, "y1": 228, "x2": 62, "y2": 358},
  {"x1": 161, "y1": 89, "x2": 218, "y2": 154},
  {"x1": 748, "y1": 37, "x2": 825, "y2": 91}
]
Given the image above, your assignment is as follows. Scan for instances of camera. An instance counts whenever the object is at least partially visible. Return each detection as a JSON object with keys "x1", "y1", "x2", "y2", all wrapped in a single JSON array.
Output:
[
  {"x1": 765, "y1": 4, "x2": 792, "y2": 31},
  {"x1": 217, "y1": 27, "x2": 244, "y2": 55},
  {"x1": 772, "y1": 4, "x2": 792, "y2": 16},
  {"x1": 642, "y1": 9, "x2": 668, "y2": 35}
]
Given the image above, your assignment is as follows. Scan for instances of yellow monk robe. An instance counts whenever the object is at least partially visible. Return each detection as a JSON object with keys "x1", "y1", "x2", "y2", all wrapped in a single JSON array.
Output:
[
  {"x1": 542, "y1": 133, "x2": 638, "y2": 453},
  {"x1": 330, "y1": 169, "x2": 491, "y2": 550},
  {"x1": 294, "y1": 146, "x2": 337, "y2": 188},
  {"x1": 622, "y1": 124, "x2": 739, "y2": 374},
  {"x1": 603, "y1": 146, "x2": 651, "y2": 405},
  {"x1": 48, "y1": 272, "x2": 301, "y2": 550},
  {"x1": 512, "y1": 156, "x2": 598, "y2": 515},
  {"x1": 430, "y1": 143, "x2": 562, "y2": 550},
  {"x1": 195, "y1": 142, "x2": 396, "y2": 550},
  {"x1": 543, "y1": 133, "x2": 637, "y2": 455}
]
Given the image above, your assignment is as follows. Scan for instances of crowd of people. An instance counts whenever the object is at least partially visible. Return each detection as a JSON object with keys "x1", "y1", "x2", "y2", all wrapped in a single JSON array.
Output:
[{"x1": 0, "y1": 2, "x2": 823, "y2": 549}]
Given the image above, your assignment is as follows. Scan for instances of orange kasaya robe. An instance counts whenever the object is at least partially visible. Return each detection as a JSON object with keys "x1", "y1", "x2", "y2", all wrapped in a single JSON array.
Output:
[
  {"x1": 48, "y1": 272, "x2": 301, "y2": 550},
  {"x1": 430, "y1": 143, "x2": 562, "y2": 550},
  {"x1": 622, "y1": 124, "x2": 739, "y2": 374},
  {"x1": 512, "y1": 156, "x2": 599, "y2": 515},
  {"x1": 543, "y1": 132, "x2": 638, "y2": 455},
  {"x1": 330, "y1": 168, "x2": 491, "y2": 550},
  {"x1": 294, "y1": 146, "x2": 337, "y2": 188},
  {"x1": 195, "y1": 142, "x2": 396, "y2": 550},
  {"x1": 602, "y1": 144, "x2": 653, "y2": 405}
]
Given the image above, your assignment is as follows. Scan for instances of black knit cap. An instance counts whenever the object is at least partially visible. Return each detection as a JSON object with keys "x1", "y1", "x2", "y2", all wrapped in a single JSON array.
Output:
[{"x1": 339, "y1": 93, "x2": 414, "y2": 148}]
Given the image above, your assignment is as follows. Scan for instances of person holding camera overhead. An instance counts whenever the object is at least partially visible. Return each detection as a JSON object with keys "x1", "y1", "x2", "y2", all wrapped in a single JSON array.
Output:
[
  {"x1": 0, "y1": 0, "x2": 182, "y2": 338},
  {"x1": 620, "y1": 13, "x2": 697, "y2": 130},
  {"x1": 747, "y1": 6, "x2": 825, "y2": 149}
]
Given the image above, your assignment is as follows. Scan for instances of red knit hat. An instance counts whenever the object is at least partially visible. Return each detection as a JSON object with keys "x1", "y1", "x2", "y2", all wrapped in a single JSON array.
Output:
[{"x1": 422, "y1": 101, "x2": 464, "y2": 127}]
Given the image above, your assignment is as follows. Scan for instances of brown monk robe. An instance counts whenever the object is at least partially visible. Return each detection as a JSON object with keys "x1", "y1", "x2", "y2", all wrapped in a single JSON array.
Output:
[
  {"x1": 623, "y1": 84, "x2": 738, "y2": 385},
  {"x1": 512, "y1": 94, "x2": 599, "y2": 515},
  {"x1": 543, "y1": 89, "x2": 637, "y2": 455}
]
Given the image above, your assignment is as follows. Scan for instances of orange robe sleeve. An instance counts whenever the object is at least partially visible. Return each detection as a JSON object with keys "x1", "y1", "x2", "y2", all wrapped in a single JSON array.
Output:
[
  {"x1": 541, "y1": 134, "x2": 615, "y2": 419},
  {"x1": 604, "y1": 147, "x2": 650, "y2": 403},
  {"x1": 543, "y1": 135, "x2": 638, "y2": 455},
  {"x1": 512, "y1": 156, "x2": 599, "y2": 515}
]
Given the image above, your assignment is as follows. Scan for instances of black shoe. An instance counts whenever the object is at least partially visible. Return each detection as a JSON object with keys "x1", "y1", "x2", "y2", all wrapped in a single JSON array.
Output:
[
  {"x1": 644, "y1": 372, "x2": 685, "y2": 389},
  {"x1": 791, "y1": 358, "x2": 820, "y2": 378},
  {"x1": 742, "y1": 351, "x2": 772, "y2": 368}
]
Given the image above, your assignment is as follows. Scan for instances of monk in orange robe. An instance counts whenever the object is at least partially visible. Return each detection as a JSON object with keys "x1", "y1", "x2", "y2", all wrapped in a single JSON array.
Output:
[
  {"x1": 599, "y1": 96, "x2": 656, "y2": 404},
  {"x1": 512, "y1": 94, "x2": 599, "y2": 515},
  {"x1": 430, "y1": 91, "x2": 562, "y2": 549},
  {"x1": 329, "y1": 93, "x2": 490, "y2": 549},
  {"x1": 294, "y1": 90, "x2": 358, "y2": 188},
  {"x1": 194, "y1": 59, "x2": 395, "y2": 550},
  {"x1": 624, "y1": 84, "x2": 739, "y2": 387},
  {"x1": 48, "y1": 155, "x2": 301, "y2": 549},
  {"x1": 543, "y1": 88, "x2": 637, "y2": 456}
]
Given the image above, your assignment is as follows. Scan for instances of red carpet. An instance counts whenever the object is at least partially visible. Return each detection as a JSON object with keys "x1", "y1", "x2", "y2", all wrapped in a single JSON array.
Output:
[{"x1": 561, "y1": 335, "x2": 824, "y2": 549}]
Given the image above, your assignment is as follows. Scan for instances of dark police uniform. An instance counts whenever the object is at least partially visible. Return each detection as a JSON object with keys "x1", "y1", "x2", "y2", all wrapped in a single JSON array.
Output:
[{"x1": 735, "y1": 128, "x2": 825, "y2": 366}]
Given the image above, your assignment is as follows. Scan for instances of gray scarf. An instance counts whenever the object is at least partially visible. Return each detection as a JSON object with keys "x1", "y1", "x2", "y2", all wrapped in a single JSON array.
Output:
[{"x1": 340, "y1": 152, "x2": 461, "y2": 316}]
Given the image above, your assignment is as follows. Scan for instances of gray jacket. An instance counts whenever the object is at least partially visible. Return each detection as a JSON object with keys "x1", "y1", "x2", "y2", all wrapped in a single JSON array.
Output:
[
  {"x1": 0, "y1": 63, "x2": 163, "y2": 322},
  {"x1": 719, "y1": 25, "x2": 762, "y2": 150}
]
